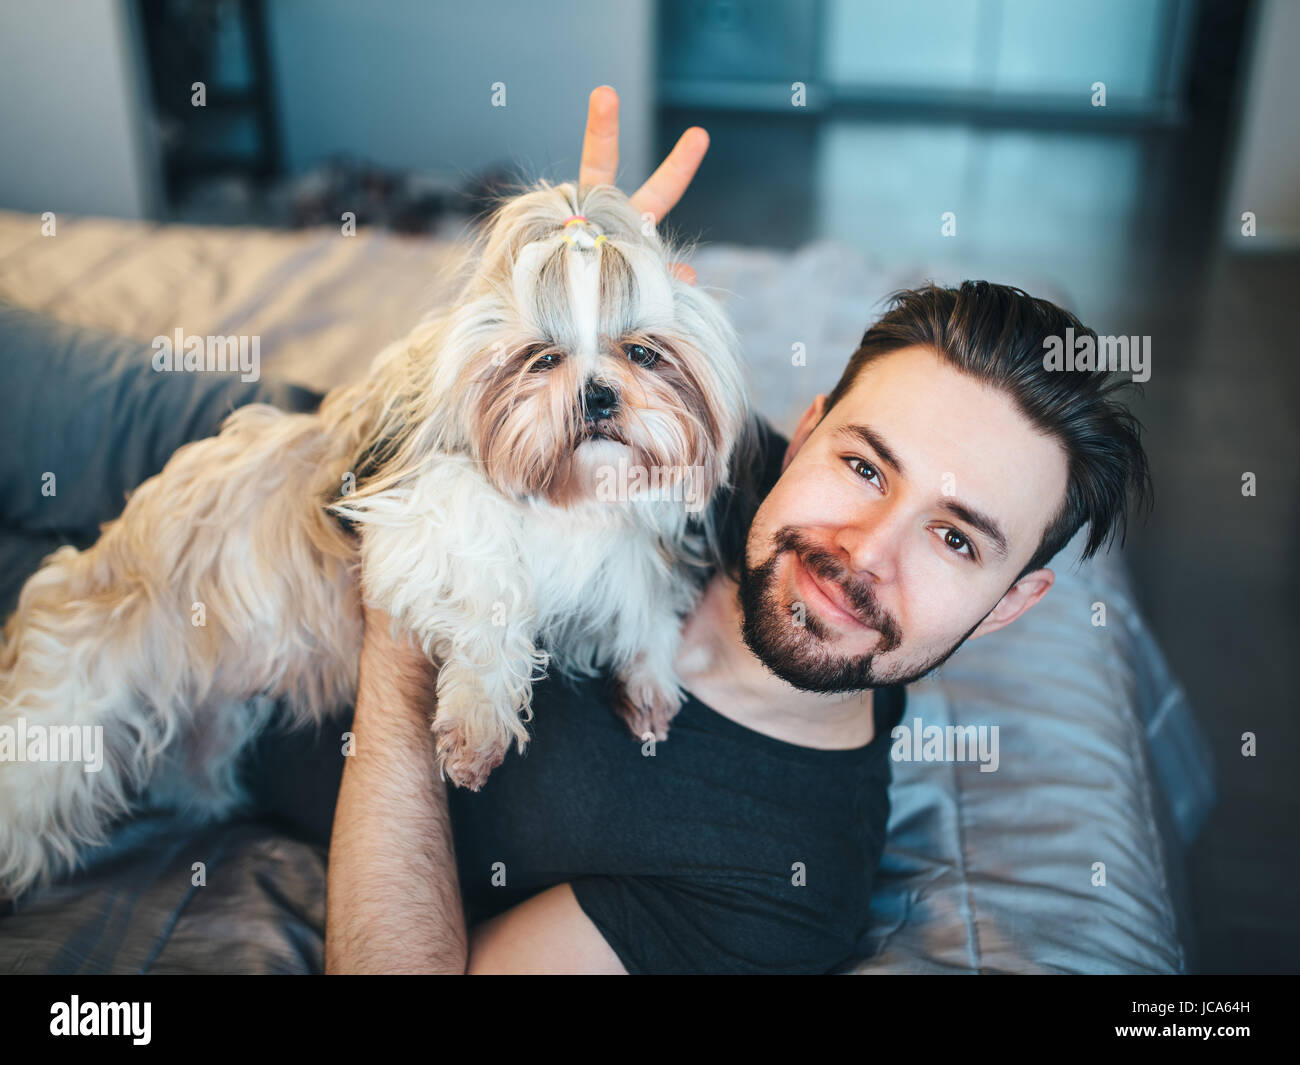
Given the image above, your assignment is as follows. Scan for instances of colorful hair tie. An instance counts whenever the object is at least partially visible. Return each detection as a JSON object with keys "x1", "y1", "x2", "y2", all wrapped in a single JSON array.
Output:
[{"x1": 562, "y1": 216, "x2": 607, "y2": 250}]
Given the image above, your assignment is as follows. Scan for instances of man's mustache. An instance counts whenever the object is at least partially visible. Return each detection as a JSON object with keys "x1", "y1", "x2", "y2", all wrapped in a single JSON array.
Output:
[{"x1": 771, "y1": 526, "x2": 903, "y2": 653}]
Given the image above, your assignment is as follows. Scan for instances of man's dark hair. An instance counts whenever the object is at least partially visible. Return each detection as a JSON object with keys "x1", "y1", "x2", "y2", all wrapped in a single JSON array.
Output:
[{"x1": 823, "y1": 281, "x2": 1152, "y2": 577}]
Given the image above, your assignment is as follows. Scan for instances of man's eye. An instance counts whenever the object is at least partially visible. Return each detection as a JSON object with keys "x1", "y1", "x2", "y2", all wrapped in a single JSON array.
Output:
[
  {"x1": 845, "y1": 457, "x2": 882, "y2": 488},
  {"x1": 941, "y1": 527, "x2": 974, "y2": 557},
  {"x1": 624, "y1": 342, "x2": 660, "y2": 368}
]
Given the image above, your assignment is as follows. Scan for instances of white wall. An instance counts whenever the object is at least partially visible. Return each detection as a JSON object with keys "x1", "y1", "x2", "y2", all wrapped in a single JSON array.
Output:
[
  {"x1": 0, "y1": 0, "x2": 159, "y2": 218},
  {"x1": 0, "y1": 0, "x2": 653, "y2": 219},
  {"x1": 267, "y1": 0, "x2": 654, "y2": 189},
  {"x1": 1224, "y1": 0, "x2": 1300, "y2": 249}
]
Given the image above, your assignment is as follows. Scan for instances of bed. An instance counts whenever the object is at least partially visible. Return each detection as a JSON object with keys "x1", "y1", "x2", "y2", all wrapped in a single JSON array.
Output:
[{"x1": 0, "y1": 208, "x2": 1215, "y2": 973}]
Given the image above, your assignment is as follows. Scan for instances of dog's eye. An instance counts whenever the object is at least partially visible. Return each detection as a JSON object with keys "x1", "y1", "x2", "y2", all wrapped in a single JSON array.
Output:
[
  {"x1": 527, "y1": 348, "x2": 563, "y2": 372},
  {"x1": 624, "y1": 342, "x2": 660, "y2": 368}
]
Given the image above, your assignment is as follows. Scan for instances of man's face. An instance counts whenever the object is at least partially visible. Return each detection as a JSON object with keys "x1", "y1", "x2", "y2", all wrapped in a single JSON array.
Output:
[{"x1": 740, "y1": 344, "x2": 1069, "y2": 692}]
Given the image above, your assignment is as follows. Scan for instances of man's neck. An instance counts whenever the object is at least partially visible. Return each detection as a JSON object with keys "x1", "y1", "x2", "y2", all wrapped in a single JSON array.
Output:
[{"x1": 674, "y1": 573, "x2": 877, "y2": 750}]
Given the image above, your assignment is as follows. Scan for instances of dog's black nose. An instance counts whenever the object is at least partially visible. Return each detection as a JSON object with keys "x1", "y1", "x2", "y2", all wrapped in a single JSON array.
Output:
[{"x1": 583, "y1": 381, "x2": 619, "y2": 421}]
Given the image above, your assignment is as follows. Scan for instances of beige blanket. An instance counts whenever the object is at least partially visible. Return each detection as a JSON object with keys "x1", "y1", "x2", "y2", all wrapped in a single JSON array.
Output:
[{"x1": 0, "y1": 208, "x2": 994, "y2": 434}]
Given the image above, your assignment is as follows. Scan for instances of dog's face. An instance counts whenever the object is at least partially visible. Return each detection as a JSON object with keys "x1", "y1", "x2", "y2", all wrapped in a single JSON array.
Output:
[{"x1": 433, "y1": 183, "x2": 748, "y2": 509}]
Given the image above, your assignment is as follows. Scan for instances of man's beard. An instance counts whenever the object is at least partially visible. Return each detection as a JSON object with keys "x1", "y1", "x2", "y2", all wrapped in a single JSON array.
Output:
[{"x1": 738, "y1": 525, "x2": 977, "y2": 693}]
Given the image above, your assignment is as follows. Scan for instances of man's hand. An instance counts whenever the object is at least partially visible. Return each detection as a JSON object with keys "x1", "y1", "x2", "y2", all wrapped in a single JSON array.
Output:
[{"x1": 580, "y1": 85, "x2": 707, "y2": 285}]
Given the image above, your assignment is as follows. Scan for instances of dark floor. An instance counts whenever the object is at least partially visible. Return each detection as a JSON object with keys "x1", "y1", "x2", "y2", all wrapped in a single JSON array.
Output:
[{"x1": 1126, "y1": 250, "x2": 1300, "y2": 974}]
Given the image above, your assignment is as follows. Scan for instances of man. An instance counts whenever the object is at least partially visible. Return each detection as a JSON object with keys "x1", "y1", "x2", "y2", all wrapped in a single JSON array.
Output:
[{"x1": 324, "y1": 88, "x2": 1150, "y2": 974}]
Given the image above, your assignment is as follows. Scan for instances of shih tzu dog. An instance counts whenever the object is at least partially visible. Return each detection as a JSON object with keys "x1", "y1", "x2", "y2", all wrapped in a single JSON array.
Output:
[{"x1": 0, "y1": 181, "x2": 752, "y2": 899}]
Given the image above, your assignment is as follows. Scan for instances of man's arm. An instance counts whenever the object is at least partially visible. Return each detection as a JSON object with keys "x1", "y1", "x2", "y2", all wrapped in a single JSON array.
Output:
[
  {"x1": 467, "y1": 884, "x2": 626, "y2": 975},
  {"x1": 324, "y1": 604, "x2": 466, "y2": 974},
  {"x1": 326, "y1": 604, "x2": 626, "y2": 974}
]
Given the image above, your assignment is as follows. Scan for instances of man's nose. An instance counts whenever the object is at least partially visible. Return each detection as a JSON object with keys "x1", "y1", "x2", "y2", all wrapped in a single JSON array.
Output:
[
  {"x1": 833, "y1": 507, "x2": 905, "y2": 584},
  {"x1": 583, "y1": 380, "x2": 619, "y2": 420}
]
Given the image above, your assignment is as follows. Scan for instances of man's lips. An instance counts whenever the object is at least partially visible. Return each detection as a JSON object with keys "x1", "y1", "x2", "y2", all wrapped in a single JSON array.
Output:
[{"x1": 790, "y1": 552, "x2": 873, "y2": 631}]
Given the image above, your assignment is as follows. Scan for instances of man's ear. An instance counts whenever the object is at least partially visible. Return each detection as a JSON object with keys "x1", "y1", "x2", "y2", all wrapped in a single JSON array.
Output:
[
  {"x1": 969, "y1": 568, "x2": 1055, "y2": 640},
  {"x1": 783, "y1": 394, "x2": 828, "y2": 473}
]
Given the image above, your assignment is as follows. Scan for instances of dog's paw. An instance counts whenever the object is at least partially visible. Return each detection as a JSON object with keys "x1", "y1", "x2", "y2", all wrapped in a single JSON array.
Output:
[
  {"x1": 431, "y1": 716, "x2": 511, "y2": 792},
  {"x1": 612, "y1": 674, "x2": 683, "y2": 743}
]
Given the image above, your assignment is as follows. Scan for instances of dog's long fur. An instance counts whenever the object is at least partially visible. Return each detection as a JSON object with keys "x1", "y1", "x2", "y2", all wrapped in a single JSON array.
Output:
[{"x1": 0, "y1": 182, "x2": 752, "y2": 900}]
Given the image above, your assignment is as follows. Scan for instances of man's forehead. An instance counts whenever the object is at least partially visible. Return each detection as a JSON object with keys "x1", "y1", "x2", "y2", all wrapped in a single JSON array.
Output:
[{"x1": 819, "y1": 346, "x2": 1068, "y2": 555}]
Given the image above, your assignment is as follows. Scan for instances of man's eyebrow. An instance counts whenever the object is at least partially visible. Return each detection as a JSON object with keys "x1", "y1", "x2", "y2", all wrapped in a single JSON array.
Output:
[
  {"x1": 939, "y1": 499, "x2": 1009, "y2": 562},
  {"x1": 834, "y1": 423, "x2": 906, "y2": 477},
  {"x1": 833, "y1": 421, "x2": 1009, "y2": 562}
]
